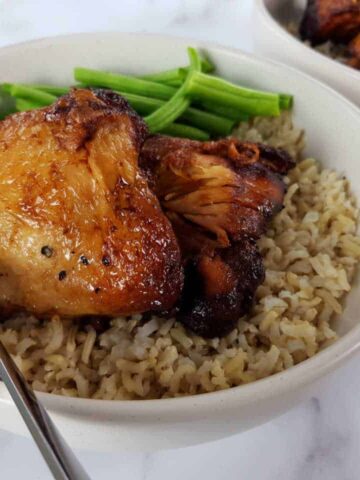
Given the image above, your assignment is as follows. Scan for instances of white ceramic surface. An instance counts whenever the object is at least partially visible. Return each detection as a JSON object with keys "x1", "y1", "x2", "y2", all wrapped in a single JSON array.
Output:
[
  {"x1": 253, "y1": 0, "x2": 360, "y2": 107},
  {"x1": 0, "y1": 32, "x2": 360, "y2": 452}
]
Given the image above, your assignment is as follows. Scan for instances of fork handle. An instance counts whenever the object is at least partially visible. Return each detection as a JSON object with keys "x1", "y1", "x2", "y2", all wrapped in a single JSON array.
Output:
[{"x1": 0, "y1": 341, "x2": 91, "y2": 480}]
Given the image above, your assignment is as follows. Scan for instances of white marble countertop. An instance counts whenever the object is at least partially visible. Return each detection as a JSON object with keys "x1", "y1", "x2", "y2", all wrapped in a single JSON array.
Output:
[{"x1": 1, "y1": 0, "x2": 360, "y2": 478}]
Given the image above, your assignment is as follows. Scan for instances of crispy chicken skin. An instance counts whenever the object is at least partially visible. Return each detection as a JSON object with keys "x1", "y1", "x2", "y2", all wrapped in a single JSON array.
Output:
[
  {"x1": 140, "y1": 136, "x2": 294, "y2": 337},
  {"x1": 347, "y1": 32, "x2": 360, "y2": 67},
  {"x1": 300, "y1": 0, "x2": 360, "y2": 45},
  {"x1": 0, "y1": 89, "x2": 182, "y2": 318},
  {"x1": 141, "y1": 137, "x2": 293, "y2": 255}
]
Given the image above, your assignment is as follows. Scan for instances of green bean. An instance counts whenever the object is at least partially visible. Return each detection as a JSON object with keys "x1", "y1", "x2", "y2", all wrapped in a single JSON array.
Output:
[
  {"x1": 279, "y1": 93, "x2": 293, "y2": 110},
  {"x1": 120, "y1": 92, "x2": 234, "y2": 136},
  {"x1": 140, "y1": 57, "x2": 214, "y2": 85},
  {"x1": 7, "y1": 83, "x2": 233, "y2": 136},
  {"x1": 160, "y1": 123, "x2": 210, "y2": 140},
  {"x1": 144, "y1": 47, "x2": 202, "y2": 132},
  {"x1": 1, "y1": 83, "x2": 12, "y2": 94},
  {"x1": 198, "y1": 100, "x2": 249, "y2": 121},
  {"x1": 15, "y1": 98, "x2": 42, "y2": 111},
  {"x1": 74, "y1": 67, "x2": 176, "y2": 100},
  {"x1": 9, "y1": 85, "x2": 57, "y2": 105},
  {"x1": 185, "y1": 71, "x2": 281, "y2": 117},
  {"x1": 2, "y1": 48, "x2": 293, "y2": 137}
]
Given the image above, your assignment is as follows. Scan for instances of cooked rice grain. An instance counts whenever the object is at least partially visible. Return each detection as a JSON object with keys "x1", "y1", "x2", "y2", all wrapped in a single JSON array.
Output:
[{"x1": 1, "y1": 114, "x2": 359, "y2": 400}]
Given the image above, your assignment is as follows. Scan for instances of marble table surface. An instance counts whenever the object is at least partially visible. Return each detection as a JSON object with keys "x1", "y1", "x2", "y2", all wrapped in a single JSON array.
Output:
[{"x1": 1, "y1": 0, "x2": 360, "y2": 478}]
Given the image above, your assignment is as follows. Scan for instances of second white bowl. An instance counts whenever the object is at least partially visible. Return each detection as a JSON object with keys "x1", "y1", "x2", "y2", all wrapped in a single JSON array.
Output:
[{"x1": 253, "y1": 0, "x2": 360, "y2": 107}]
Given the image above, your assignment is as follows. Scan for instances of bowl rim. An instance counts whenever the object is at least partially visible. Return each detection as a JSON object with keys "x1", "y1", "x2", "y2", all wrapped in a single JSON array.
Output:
[
  {"x1": 0, "y1": 31, "x2": 360, "y2": 416},
  {"x1": 254, "y1": 0, "x2": 360, "y2": 80}
]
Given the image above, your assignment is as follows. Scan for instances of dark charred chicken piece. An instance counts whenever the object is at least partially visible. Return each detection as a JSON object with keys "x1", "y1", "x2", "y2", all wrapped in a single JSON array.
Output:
[
  {"x1": 347, "y1": 32, "x2": 360, "y2": 68},
  {"x1": 300, "y1": 0, "x2": 360, "y2": 45},
  {"x1": 179, "y1": 241, "x2": 265, "y2": 338},
  {"x1": 140, "y1": 136, "x2": 295, "y2": 337},
  {"x1": 0, "y1": 89, "x2": 183, "y2": 318}
]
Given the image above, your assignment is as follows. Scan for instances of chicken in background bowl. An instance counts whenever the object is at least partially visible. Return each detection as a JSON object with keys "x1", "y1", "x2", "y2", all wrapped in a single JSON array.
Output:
[{"x1": 292, "y1": 0, "x2": 360, "y2": 70}]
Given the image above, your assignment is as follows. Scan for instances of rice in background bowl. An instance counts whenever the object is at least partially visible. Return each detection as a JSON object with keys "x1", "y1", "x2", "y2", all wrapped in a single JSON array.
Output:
[
  {"x1": 286, "y1": 21, "x2": 350, "y2": 68},
  {"x1": 1, "y1": 112, "x2": 359, "y2": 400}
]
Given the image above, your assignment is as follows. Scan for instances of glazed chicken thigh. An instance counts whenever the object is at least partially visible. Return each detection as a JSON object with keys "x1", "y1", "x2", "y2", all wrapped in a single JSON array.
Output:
[
  {"x1": 140, "y1": 136, "x2": 295, "y2": 337},
  {"x1": 300, "y1": 0, "x2": 360, "y2": 45},
  {"x1": 0, "y1": 89, "x2": 182, "y2": 317}
]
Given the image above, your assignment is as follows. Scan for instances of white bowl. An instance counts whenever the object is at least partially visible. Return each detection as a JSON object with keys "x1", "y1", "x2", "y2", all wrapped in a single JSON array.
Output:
[
  {"x1": 0, "y1": 32, "x2": 360, "y2": 452},
  {"x1": 253, "y1": 0, "x2": 360, "y2": 107}
]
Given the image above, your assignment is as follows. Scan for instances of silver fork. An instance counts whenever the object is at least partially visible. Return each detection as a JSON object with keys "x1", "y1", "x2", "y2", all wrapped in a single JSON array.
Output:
[{"x1": 0, "y1": 340, "x2": 91, "y2": 480}]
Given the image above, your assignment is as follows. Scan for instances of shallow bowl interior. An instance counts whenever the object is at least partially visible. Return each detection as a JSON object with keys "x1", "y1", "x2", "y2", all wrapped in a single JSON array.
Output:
[{"x1": 0, "y1": 33, "x2": 360, "y2": 451}]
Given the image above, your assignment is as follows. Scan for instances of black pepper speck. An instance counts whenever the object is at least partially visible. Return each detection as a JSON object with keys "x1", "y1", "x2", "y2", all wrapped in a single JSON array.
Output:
[
  {"x1": 80, "y1": 255, "x2": 89, "y2": 265},
  {"x1": 41, "y1": 246, "x2": 53, "y2": 258},
  {"x1": 102, "y1": 255, "x2": 111, "y2": 266},
  {"x1": 95, "y1": 287, "x2": 101, "y2": 294},
  {"x1": 58, "y1": 270, "x2": 67, "y2": 281}
]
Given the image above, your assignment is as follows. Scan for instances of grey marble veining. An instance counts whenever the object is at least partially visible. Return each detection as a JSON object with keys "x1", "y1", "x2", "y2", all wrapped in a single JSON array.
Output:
[{"x1": 0, "y1": 0, "x2": 359, "y2": 478}]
